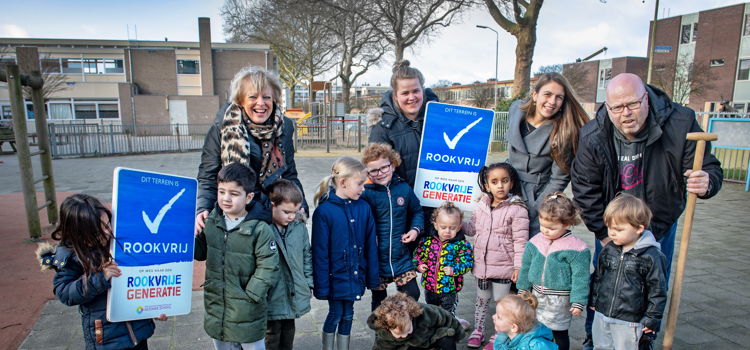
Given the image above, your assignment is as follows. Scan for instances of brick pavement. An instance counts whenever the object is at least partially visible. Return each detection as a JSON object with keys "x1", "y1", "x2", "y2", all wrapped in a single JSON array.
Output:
[{"x1": 2, "y1": 151, "x2": 748, "y2": 349}]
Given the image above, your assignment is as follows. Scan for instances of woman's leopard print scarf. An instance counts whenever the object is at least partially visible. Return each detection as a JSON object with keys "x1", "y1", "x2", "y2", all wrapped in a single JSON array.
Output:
[{"x1": 220, "y1": 103, "x2": 285, "y2": 183}]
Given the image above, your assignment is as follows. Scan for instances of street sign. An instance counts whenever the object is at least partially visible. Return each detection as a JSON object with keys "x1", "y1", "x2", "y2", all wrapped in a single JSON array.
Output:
[
  {"x1": 107, "y1": 167, "x2": 197, "y2": 322},
  {"x1": 414, "y1": 102, "x2": 495, "y2": 211}
]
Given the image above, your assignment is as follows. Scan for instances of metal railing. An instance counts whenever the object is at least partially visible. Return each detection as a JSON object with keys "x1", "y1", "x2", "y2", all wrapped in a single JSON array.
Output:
[{"x1": 48, "y1": 123, "x2": 211, "y2": 158}]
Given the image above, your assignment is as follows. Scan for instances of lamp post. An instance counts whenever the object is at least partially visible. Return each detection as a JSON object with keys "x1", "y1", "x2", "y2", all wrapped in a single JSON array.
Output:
[{"x1": 477, "y1": 25, "x2": 498, "y2": 110}]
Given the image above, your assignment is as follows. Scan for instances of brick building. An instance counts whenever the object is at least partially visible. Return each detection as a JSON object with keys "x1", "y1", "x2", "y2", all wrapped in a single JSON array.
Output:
[
  {"x1": 563, "y1": 57, "x2": 648, "y2": 113},
  {"x1": 0, "y1": 18, "x2": 273, "y2": 132},
  {"x1": 647, "y1": 2, "x2": 750, "y2": 112}
]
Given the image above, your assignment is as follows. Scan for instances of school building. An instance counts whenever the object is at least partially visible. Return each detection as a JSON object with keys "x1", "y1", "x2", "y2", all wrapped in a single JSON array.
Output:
[{"x1": 0, "y1": 18, "x2": 273, "y2": 132}]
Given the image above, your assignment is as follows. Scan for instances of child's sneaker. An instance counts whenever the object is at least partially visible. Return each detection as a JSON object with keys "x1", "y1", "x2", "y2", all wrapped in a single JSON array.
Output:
[
  {"x1": 467, "y1": 328, "x2": 484, "y2": 348},
  {"x1": 457, "y1": 317, "x2": 471, "y2": 332},
  {"x1": 482, "y1": 333, "x2": 497, "y2": 350}
]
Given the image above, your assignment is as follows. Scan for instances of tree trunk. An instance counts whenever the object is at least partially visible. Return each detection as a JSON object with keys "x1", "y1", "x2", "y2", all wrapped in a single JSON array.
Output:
[
  {"x1": 341, "y1": 79, "x2": 352, "y2": 114},
  {"x1": 394, "y1": 42, "x2": 405, "y2": 62},
  {"x1": 288, "y1": 88, "x2": 296, "y2": 109},
  {"x1": 513, "y1": 25, "x2": 537, "y2": 99}
]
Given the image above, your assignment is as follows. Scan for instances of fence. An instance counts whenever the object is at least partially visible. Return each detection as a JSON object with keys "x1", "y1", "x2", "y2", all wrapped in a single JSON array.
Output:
[
  {"x1": 698, "y1": 112, "x2": 750, "y2": 185},
  {"x1": 48, "y1": 123, "x2": 210, "y2": 158}
]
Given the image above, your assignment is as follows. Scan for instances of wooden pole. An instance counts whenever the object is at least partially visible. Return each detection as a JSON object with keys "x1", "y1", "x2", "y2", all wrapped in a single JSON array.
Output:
[
  {"x1": 662, "y1": 132, "x2": 718, "y2": 349},
  {"x1": 6, "y1": 64, "x2": 42, "y2": 239}
]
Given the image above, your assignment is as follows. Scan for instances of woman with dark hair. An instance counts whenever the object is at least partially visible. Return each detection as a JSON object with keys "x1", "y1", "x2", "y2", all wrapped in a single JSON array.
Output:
[
  {"x1": 506, "y1": 73, "x2": 589, "y2": 236},
  {"x1": 368, "y1": 60, "x2": 439, "y2": 188},
  {"x1": 195, "y1": 66, "x2": 307, "y2": 234}
]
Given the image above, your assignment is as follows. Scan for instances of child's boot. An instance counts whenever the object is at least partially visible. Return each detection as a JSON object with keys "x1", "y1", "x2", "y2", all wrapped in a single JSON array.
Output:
[
  {"x1": 322, "y1": 332, "x2": 335, "y2": 350},
  {"x1": 467, "y1": 328, "x2": 484, "y2": 348},
  {"x1": 335, "y1": 334, "x2": 350, "y2": 350}
]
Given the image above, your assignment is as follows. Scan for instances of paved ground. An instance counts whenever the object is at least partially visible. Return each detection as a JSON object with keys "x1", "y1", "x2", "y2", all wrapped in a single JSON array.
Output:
[{"x1": 1, "y1": 150, "x2": 748, "y2": 349}]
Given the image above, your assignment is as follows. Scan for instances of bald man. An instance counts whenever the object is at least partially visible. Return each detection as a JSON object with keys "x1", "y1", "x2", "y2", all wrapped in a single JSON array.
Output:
[{"x1": 571, "y1": 73, "x2": 723, "y2": 349}]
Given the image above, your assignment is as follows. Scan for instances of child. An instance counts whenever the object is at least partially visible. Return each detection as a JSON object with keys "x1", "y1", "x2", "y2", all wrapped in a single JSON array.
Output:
[
  {"x1": 516, "y1": 192, "x2": 590, "y2": 350},
  {"x1": 360, "y1": 143, "x2": 424, "y2": 310},
  {"x1": 413, "y1": 201, "x2": 474, "y2": 316},
  {"x1": 265, "y1": 179, "x2": 313, "y2": 350},
  {"x1": 312, "y1": 156, "x2": 380, "y2": 350},
  {"x1": 463, "y1": 163, "x2": 530, "y2": 348},
  {"x1": 590, "y1": 194, "x2": 667, "y2": 350},
  {"x1": 194, "y1": 162, "x2": 280, "y2": 350},
  {"x1": 37, "y1": 194, "x2": 158, "y2": 349},
  {"x1": 368, "y1": 292, "x2": 465, "y2": 350},
  {"x1": 491, "y1": 292, "x2": 558, "y2": 350}
]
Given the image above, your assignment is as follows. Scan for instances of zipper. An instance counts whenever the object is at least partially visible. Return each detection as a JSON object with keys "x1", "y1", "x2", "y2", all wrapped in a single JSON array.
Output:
[
  {"x1": 432, "y1": 239, "x2": 443, "y2": 291},
  {"x1": 540, "y1": 238, "x2": 553, "y2": 293},
  {"x1": 221, "y1": 228, "x2": 229, "y2": 339},
  {"x1": 387, "y1": 185, "x2": 395, "y2": 277},
  {"x1": 608, "y1": 251, "x2": 626, "y2": 316},
  {"x1": 483, "y1": 209, "x2": 493, "y2": 278}
]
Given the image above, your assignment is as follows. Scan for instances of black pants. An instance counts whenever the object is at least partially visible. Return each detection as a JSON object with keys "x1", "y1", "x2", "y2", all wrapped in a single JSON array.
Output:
[
  {"x1": 408, "y1": 335, "x2": 457, "y2": 350},
  {"x1": 552, "y1": 329, "x2": 569, "y2": 350},
  {"x1": 371, "y1": 277, "x2": 421, "y2": 311},
  {"x1": 266, "y1": 319, "x2": 295, "y2": 350},
  {"x1": 130, "y1": 340, "x2": 148, "y2": 350},
  {"x1": 425, "y1": 291, "x2": 457, "y2": 315}
]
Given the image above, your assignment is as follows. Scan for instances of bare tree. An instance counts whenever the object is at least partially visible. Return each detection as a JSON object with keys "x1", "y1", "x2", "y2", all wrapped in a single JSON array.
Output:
[
  {"x1": 535, "y1": 64, "x2": 562, "y2": 75},
  {"x1": 322, "y1": 0, "x2": 387, "y2": 113},
  {"x1": 483, "y1": 0, "x2": 544, "y2": 99},
  {"x1": 468, "y1": 85, "x2": 495, "y2": 108},
  {"x1": 1, "y1": 48, "x2": 67, "y2": 101},
  {"x1": 223, "y1": 0, "x2": 339, "y2": 108},
  {"x1": 652, "y1": 52, "x2": 713, "y2": 106},
  {"x1": 319, "y1": 0, "x2": 474, "y2": 62}
]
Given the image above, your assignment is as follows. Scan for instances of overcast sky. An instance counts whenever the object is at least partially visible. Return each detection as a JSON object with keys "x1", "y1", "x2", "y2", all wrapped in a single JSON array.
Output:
[{"x1": 1, "y1": 0, "x2": 744, "y2": 87}]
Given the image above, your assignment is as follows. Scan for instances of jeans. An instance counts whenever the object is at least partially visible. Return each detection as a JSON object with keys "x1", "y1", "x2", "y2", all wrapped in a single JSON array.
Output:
[
  {"x1": 592, "y1": 312, "x2": 644, "y2": 350},
  {"x1": 323, "y1": 300, "x2": 355, "y2": 335},
  {"x1": 265, "y1": 319, "x2": 295, "y2": 350},
  {"x1": 585, "y1": 222, "x2": 677, "y2": 335},
  {"x1": 371, "y1": 277, "x2": 421, "y2": 311},
  {"x1": 212, "y1": 339, "x2": 266, "y2": 350}
]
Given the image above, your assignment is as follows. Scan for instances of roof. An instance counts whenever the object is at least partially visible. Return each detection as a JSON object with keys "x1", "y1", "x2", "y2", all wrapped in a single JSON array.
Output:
[{"x1": 0, "y1": 37, "x2": 270, "y2": 51}]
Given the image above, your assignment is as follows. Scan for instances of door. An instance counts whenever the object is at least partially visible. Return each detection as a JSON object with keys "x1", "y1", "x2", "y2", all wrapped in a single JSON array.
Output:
[{"x1": 169, "y1": 100, "x2": 188, "y2": 135}]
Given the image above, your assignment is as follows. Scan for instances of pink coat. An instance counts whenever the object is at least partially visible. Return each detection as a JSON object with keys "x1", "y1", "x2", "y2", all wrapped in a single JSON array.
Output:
[{"x1": 463, "y1": 194, "x2": 529, "y2": 280}]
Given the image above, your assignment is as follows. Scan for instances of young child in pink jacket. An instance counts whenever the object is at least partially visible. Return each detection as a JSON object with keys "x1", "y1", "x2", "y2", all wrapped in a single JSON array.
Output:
[{"x1": 463, "y1": 163, "x2": 529, "y2": 349}]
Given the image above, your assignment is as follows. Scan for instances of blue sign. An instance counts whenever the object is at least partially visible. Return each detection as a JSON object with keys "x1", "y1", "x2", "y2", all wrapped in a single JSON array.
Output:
[
  {"x1": 654, "y1": 45, "x2": 672, "y2": 53},
  {"x1": 107, "y1": 167, "x2": 197, "y2": 322},
  {"x1": 414, "y1": 102, "x2": 495, "y2": 210}
]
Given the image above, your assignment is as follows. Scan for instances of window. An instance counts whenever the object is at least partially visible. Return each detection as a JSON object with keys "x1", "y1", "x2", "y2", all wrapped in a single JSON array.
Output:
[
  {"x1": 710, "y1": 59, "x2": 725, "y2": 67},
  {"x1": 41, "y1": 58, "x2": 61, "y2": 73},
  {"x1": 734, "y1": 103, "x2": 746, "y2": 113},
  {"x1": 598, "y1": 68, "x2": 612, "y2": 88},
  {"x1": 1, "y1": 106, "x2": 11, "y2": 120},
  {"x1": 61, "y1": 59, "x2": 82, "y2": 74},
  {"x1": 177, "y1": 60, "x2": 199, "y2": 74},
  {"x1": 745, "y1": 14, "x2": 750, "y2": 36},
  {"x1": 48, "y1": 103, "x2": 73, "y2": 120},
  {"x1": 692, "y1": 23, "x2": 698, "y2": 42},
  {"x1": 103, "y1": 59, "x2": 124, "y2": 74},
  {"x1": 98, "y1": 104, "x2": 119, "y2": 118},
  {"x1": 681, "y1": 24, "x2": 691, "y2": 44},
  {"x1": 81, "y1": 59, "x2": 98, "y2": 74},
  {"x1": 738, "y1": 59, "x2": 750, "y2": 81},
  {"x1": 74, "y1": 104, "x2": 96, "y2": 119}
]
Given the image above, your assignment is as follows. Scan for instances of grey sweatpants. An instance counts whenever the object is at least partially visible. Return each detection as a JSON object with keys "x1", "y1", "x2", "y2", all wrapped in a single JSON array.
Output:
[{"x1": 592, "y1": 312, "x2": 644, "y2": 350}]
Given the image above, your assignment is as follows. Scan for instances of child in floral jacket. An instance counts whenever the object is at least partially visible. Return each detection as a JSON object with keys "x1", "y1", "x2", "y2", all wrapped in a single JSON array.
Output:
[{"x1": 413, "y1": 201, "x2": 474, "y2": 315}]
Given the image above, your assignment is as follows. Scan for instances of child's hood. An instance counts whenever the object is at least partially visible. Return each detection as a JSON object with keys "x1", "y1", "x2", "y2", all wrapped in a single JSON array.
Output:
[
  {"x1": 499, "y1": 323, "x2": 555, "y2": 347},
  {"x1": 430, "y1": 229, "x2": 467, "y2": 244},
  {"x1": 213, "y1": 192, "x2": 273, "y2": 225},
  {"x1": 633, "y1": 230, "x2": 661, "y2": 252},
  {"x1": 36, "y1": 242, "x2": 74, "y2": 271}
]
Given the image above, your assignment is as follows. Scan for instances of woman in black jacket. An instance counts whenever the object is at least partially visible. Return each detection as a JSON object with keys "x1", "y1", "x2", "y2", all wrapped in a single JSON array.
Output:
[{"x1": 195, "y1": 66, "x2": 307, "y2": 233}]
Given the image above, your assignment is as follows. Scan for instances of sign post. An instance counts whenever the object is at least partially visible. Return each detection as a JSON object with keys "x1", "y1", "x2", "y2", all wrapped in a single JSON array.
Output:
[
  {"x1": 107, "y1": 167, "x2": 197, "y2": 322},
  {"x1": 414, "y1": 102, "x2": 495, "y2": 211}
]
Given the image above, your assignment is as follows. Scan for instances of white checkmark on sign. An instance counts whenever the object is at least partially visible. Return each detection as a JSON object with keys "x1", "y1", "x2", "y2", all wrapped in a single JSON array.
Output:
[
  {"x1": 142, "y1": 188, "x2": 186, "y2": 234},
  {"x1": 443, "y1": 117, "x2": 482, "y2": 150}
]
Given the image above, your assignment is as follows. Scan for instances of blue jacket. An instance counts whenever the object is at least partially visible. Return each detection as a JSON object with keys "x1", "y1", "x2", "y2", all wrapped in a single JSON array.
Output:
[
  {"x1": 43, "y1": 246, "x2": 155, "y2": 349},
  {"x1": 312, "y1": 191, "x2": 379, "y2": 301},
  {"x1": 360, "y1": 174, "x2": 424, "y2": 278},
  {"x1": 493, "y1": 323, "x2": 559, "y2": 350}
]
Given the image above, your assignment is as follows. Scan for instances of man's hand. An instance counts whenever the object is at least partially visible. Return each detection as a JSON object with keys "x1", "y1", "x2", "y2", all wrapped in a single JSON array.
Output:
[
  {"x1": 684, "y1": 169, "x2": 709, "y2": 196},
  {"x1": 195, "y1": 211, "x2": 208, "y2": 236},
  {"x1": 401, "y1": 229, "x2": 418, "y2": 243}
]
